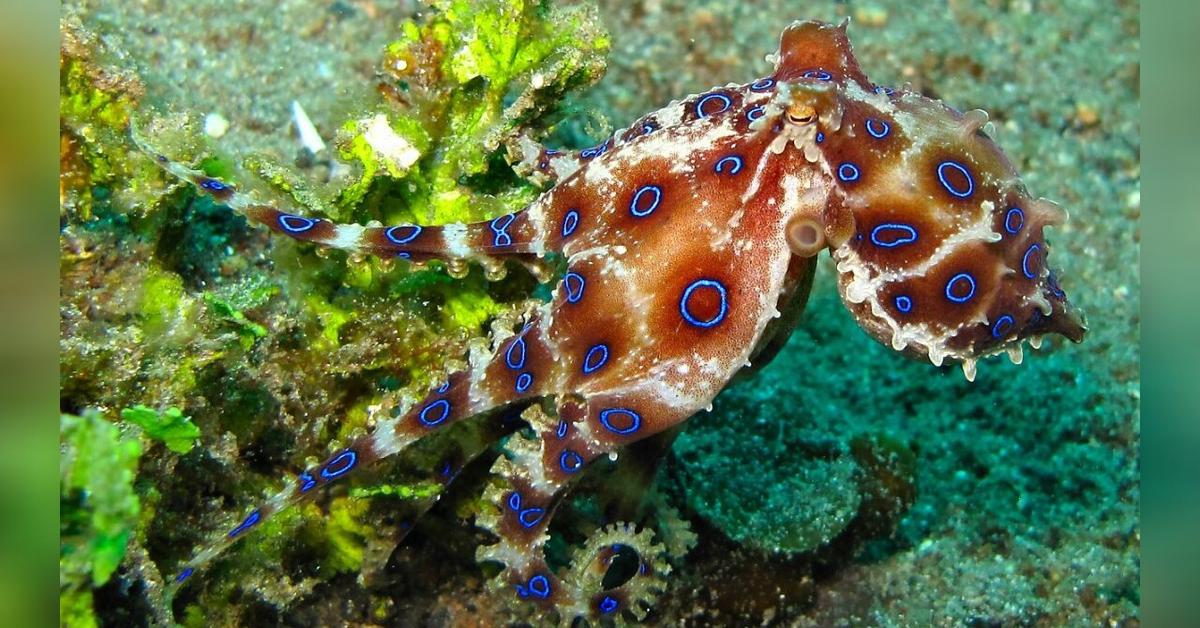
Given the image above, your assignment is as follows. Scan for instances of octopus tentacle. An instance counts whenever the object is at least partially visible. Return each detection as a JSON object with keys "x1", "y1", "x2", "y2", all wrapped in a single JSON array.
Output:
[{"x1": 168, "y1": 310, "x2": 551, "y2": 589}]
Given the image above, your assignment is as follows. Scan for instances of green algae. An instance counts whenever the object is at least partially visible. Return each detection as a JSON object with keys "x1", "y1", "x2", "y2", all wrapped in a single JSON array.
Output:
[
  {"x1": 60, "y1": 410, "x2": 142, "y2": 627},
  {"x1": 119, "y1": 405, "x2": 201, "y2": 454}
]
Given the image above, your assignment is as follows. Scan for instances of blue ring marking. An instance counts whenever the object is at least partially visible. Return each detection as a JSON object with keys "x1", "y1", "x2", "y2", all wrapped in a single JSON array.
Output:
[
  {"x1": 598, "y1": 408, "x2": 642, "y2": 435},
  {"x1": 1004, "y1": 207, "x2": 1025, "y2": 234},
  {"x1": 944, "y1": 272, "x2": 978, "y2": 303},
  {"x1": 556, "y1": 420, "x2": 569, "y2": 439},
  {"x1": 437, "y1": 381, "x2": 450, "y2": 393},
  {"x1": 561, "y1": 209, "x2": 580, "y2": 238},
  {"x1": 579, "y1": 140, "x2": 608, "y2": 159},
  {"x1": 385, "y1": 224, "x2": 422, "y2": 245},
  {"x1": 490, "y1": 213, "x2": 516, "y2": 247},
  {"x1": 869, "y1": 223, "x2": 919, "y2": 248},
  {"x1": 1022, "y1": 243, "x2": 1042, "y2": 279},
  {"x1": 1047, "y1": 271, "x2": 1066, "y2": 298},
  {"x1": 298, "y1": 471, "x2": 317, "y2": 493},
  {"x1": 816, "y1": 131, "x2": 825, "y2": 143},
  {"x1": 894, "y1": 295, "x2": 913, "y2": 313},
  {"x1": 802, "y1": 69, "x2": 833, "y2": 81},
  {"x1": 746, "y1": 105, "x2": 766, "y2": 122},
  {"x1": 545, "y1": 149, "x2": 561, "y2": 156},
  {"x1": 695, "y1": 93, "x2": 733, "y2": 118},
  {"x1": 505, "y1": 336, "x2": 527, "y2": 370},
  {"x1": 559, "y1": 450, "x2": 584, "y2": 473},
  {"x1": 679, "y1": 279, "x2": 729, "y2": 328},
  {"x1": 714, "y1": 155, "x2": 744, "y2": 175},
  {"x1": 750, "y1": 77, "x2": 775, "y2": 91},
  {"x1": 641, "y1": 120, "x2": 659, "y2": 134},
  {"x1": 599, "y1": 596, "x2": 620, "y2": 614},
  {"x1": 875, "y1": 85, "x2": 896, "y2": 96},
  {"x1": 396, "y1": 252, "x2": 412, "y2": 260},
  {"x1": 865, "y1": 118, "x2": 891, "y2": 138},
  {"x1": 175, "y1": 568, "x2": 194, "y2": 583},
  {"x1": 515, "y1": 372, "x2": 533, "y2": 393},
  {"x1": 418, "y1": 399, "x2": 452, "y2": 427},
  {"x1": 582, "y1": 344, "x2": 609, "y2": 374},
  {"x1": 507, "y1": 491, "x2": 521, "y2": 511},
  {"x1": 320, "y1": 449, "x2": 358, "y2": 480},
  {"x1": 562, "y1": 272, "x2": 586, "y2": 303},
  {"x1": 991, "y1": 314, "x2": 1015, "y2": 338},
  {"x1": 278, "y1": 214, "x2": 317, "y2": 233},
  {"x1": 228, "y1": 509, "x2": 262, "y2": 538},
  {"x1": 518, "y1": 574, "x2": 551, "y2": 599},
  {"x1": 517, "y1": 507, "x2": 546, "y2": 528},
  {"x1": 936, "y1": 161, "x2": 975, "y2": 198},
  {"x1": 837, "y1": 163, "x2": 861, "y2": 182},
  {"x1": 629, "y1": 185, "x2": 663, "y2": 217},
  {"x1": 199, "y1": 178, "x2": 228, "y2": 192}
]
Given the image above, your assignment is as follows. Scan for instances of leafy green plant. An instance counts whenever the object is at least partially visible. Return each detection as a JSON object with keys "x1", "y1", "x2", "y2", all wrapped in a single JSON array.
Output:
[{"x1": 120, "y1": 405, "x2": 201, "y2": 454}]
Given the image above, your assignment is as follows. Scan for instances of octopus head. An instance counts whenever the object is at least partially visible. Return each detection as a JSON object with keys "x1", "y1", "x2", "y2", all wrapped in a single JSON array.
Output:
[{"x1": 765, "y1": 19, "x2": 1086, "y2": 379}]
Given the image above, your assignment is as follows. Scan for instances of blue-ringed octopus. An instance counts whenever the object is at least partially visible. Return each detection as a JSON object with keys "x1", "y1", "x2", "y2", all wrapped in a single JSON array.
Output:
[{"x1": 135, "y1": 19, "x2": 1086, "y2": 624}]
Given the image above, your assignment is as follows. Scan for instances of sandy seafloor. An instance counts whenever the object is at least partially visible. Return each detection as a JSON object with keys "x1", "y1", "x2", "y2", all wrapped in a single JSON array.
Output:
[{"x1": 64, "y1": 0, "x2": 1139, "y2": 625}]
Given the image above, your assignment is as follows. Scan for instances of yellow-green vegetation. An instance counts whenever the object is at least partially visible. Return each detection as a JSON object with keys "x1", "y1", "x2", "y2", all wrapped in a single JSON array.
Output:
[
  {"x1": 60, "y1": 410, "x2": 142, "y2": 627},
  {"x1": 120, "y1": 405, "x2": 202, "y2": 454},
  {"x1": 60, "y1": 16, "x2": 169, "y2": 220},
  {"x1": 337, "y1": 0, "x2": 610, "y2": 222}
]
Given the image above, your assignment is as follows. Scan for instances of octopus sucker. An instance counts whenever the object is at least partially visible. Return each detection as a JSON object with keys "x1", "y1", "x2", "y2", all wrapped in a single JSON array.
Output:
[{"x1": 137, "y1": 18, "x2": 1086, "y2": 623}]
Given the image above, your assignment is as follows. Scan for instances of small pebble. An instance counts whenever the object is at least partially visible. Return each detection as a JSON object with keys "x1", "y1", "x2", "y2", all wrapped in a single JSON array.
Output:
[
  {"x1": 855, "y1": 6, "x2": 889, "y2": 27},
  {"x1": 1074, "y1": 103, "x2": 1100, "y2": 127},
  {"x1": 204, "y1": 112, "x2": 230, "y2": 138}
]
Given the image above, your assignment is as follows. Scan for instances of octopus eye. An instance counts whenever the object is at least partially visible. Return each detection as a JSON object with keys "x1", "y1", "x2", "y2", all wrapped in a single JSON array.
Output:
[{"x1": 786, "y1": 110, "x2": 815, "y2": 125}]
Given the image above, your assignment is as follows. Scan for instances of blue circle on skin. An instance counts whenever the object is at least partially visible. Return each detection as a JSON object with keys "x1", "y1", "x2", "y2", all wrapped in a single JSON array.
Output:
[
  {"x1": 505, "y1": 336, "x2": 527, "y2": 370},
  {"x1": 991, "y1": 314, "x2": 1015, "y2": 338},
  {"x1": 599, "y1": 408, "x2": 642, "y2": 435},
  {"x1": 385, "y1": 224, "x2": 422, "y2": 245},
  {"x1": 175, "y1": 568, "x2": 194, "y2": 583},
  {"x1": 869, "y1": 223, "x2": 918, "y2": 248},
  {"x1": 894, "y1": 295, "x2": 913, "y2": 313},
  {"x1": 746, "y1": 106, "x2": 765, "y2": 122},
  {"x1": 944, "y1": 273, "x2": 977, "y2": 303},
  {"x1": 528, "y1": 573, "x2": 549, "y2": 600},
  {"x1": 490, "y1": 214, "x2": 515, "y2": 247},
  {"x1": 750, "y1": 77, "x2": 775, "y2": 91},
  {"x1": 559, "y1": 450, "x2": 584, "y2": 473},
  {"x1": 641, "y1": 120, "x2": 659, "y2": 135},
  {"x1": 875, "y1": 85, "x2": 896, "y2": 96},
  {"x1": 200, "y1": 178, "x2": 228, "y2": 192},
  {"x1": 1022, "y1": 243, "x2": 1042, "y2": 279},
  {"x1": 278, "y1": 214, "x2": 317, "y2": 233},
  {"x1": 437, "y1": 381, "x2": 450, "y2": 393},
  {"x1": 582, "y1": 344, "x2": 609, "y2": 374},
  {"x1": 837, "y1": 163, "x2": 861, "y2": 182},
  {"x1": 802, "y1": 69, "x2": 833, "y2": 80},
  {"x1": 321, "y1": 450, "x2": 358, "y2": 480},
  {"x1": 865, "y1": 118, "x2": 891, "y2": 138},
  {"x1": 517, "y1": 507, "x2": 545, "y2": 528},
  {"x1": 580, "y1": 141, "x2": 608, "y2": 159},
  {"x1": 507, "y1": 491, "x2": 521, "y2": 510},
  {"x1": 816, "y1": 131, "x2": 825, "y2": 143},
  {"x1": 679, "y1": 279, "x2": 729, "y2": 328},
  {"x1": 298, "y1": 471, "x2": 317, "y2": 493},
  {"x1": 562, "y1": 210, "x2": 579, "y2": 238},
  {"x1": 695, "y1": 93, "x2": 732, "y2": 118},
  {"x1": 556, "y1": 420, "x2": 569, "y2": 438},
  {"x1": 714, "y1": 155, "x2": 744, "y2": 175},
  {"x1": 936, "y1": 161, "x2": 975, "y2": 198},
  {"x1": 228, "y1": 509, "x2": 262, "y2": 538},
  {"x1": 599, "y1": 596, "x2": 620, "y2": 614},
  {"x1": 515, "y1": 372, "x2": 533, "y2": 393},
  {"x1": 419, "y1": 399, "x2": 452, "y2": 426},
  {"x1": 1004, "y1": 207, "x2": 1025, "y2": 234},
  {"x1": 630, "y1": 185, "x2": 663, "y2": 217},
  {"x1": 562, "y1": 272, "x2": 586, "y2": 303}
]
